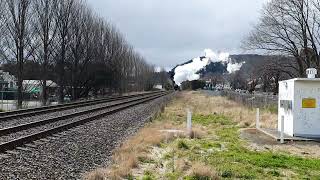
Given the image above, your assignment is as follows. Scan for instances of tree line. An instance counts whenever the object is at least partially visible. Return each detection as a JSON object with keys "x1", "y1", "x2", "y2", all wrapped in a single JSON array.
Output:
[
  {"x1": 243, "y1": 0, "x2": 320, "y2": 78},
  {"x1": 0, "y1": 0, "x2": 155, "y2": 108}
]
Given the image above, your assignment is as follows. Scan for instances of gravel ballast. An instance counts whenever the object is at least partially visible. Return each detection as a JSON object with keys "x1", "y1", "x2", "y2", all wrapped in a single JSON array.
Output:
[
  {"x1": 0, "y1": 95, "x2": 162, "y2": 143},
  {"x1": 0, "y1": 94, "x2": 155, "y2": 129},
  {"x1": 0, "y1": 94, "x2": 173, "y2": 180}
]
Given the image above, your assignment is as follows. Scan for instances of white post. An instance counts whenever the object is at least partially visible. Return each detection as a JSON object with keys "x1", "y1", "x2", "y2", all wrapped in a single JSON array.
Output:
[
  {"x1": 256, "y1": 108, "x2": 260, "y2": 129},
  {"x1": 187, "y1": 109, "x2": 192, "y2": 138},
  {"x1": 1, "y1": 91, "x2": 3, "y2": 110},
  {"x1": 280, "y1": 116, "x2": 284, "y2": 144}
]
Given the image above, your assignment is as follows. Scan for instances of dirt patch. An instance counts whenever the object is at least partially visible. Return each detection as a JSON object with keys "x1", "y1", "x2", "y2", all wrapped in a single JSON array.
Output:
[
  {"x1": 241, "y1": 128, "x2": 320, "y2": 158},
  {"x1": 240, "y1": 128, "x2": 278, "y2": 145}
]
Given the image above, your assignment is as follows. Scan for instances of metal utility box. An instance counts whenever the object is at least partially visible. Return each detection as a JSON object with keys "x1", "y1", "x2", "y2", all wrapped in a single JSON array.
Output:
[{"x1": 278, "y1": 78, "x2": 320, "y2": 138}]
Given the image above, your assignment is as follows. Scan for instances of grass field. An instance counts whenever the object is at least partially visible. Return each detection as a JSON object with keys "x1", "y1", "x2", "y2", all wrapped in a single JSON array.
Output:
[{"x1": 85, "y1": 91, "x2": 320, "y2": 180}]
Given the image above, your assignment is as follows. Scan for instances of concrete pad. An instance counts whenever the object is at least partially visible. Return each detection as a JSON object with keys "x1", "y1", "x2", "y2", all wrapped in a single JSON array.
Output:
[
  {"x1": 258, "y1": 128, "x2": 320, "y2": 142},
  {"x1": 159, "y1": 129, "x2": 185, "y2": 133}
]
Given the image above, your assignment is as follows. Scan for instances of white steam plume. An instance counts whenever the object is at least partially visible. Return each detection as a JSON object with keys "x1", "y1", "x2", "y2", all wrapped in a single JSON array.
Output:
[
  {"x1": 204, "y1": 49, "x2": 229, "y2": 63},
  {"x1": 227, "y1": 62, "x2": 245, "y2": 73},
  {"x1": 174, "y1": 57, "x2": 210, "y2": 86},
  {"x1": 174, "y1": 49, "x2": 230, "y2": 86},
  {"x1": 174, "y1": 49, "x2": 244, "y2": 86}
]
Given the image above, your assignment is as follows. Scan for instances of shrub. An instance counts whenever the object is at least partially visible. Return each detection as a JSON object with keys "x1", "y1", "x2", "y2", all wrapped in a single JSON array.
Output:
[{"x1": 177, "y1": 140, "x2": 189, "y2": 150}]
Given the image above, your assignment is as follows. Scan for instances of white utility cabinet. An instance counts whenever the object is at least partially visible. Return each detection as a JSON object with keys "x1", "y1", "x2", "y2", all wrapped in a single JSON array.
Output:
[{"x1": 278, "y1": 77, "x2": 320, "y2": 138}]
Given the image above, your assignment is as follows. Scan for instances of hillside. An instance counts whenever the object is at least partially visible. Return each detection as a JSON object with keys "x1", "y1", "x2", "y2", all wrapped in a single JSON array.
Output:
[{"x1": 169, "y1": 54, "x2": 275, "y2": 84}]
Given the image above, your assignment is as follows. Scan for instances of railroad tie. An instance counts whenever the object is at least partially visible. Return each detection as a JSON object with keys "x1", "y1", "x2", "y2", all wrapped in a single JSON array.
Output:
[
  {"x1": 24, "y1": 143, "x2": 37, "y2": 148},
  {"x1": 16, "y1": 147, "x2": 33, "y2": 152},
  {"x1": 6, "y1": 150, "x2": 19, "y2": 155}
]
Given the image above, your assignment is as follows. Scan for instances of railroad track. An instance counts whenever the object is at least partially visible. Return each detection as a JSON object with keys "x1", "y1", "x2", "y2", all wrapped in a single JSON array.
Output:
[
  {"x1": 0, "y1": 91, "x2": 169, "y2": 153},
  {"x1": 0, "y1": 91, "x2": 159, "y2": 122}
]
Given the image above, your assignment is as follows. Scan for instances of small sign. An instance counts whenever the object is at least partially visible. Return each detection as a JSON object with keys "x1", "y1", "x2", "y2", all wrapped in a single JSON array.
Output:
[
  {"x1": 280, "y1": 100, "x2": 292, "y2": 110},
  {"x1": 302, "y1": 98, "x2": 316, "y2": 108}
]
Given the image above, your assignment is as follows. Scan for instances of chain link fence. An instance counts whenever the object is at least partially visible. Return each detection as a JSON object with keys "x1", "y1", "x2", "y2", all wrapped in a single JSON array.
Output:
[{"x1": 221, "y1": 90, "x2": 278, "y2": 110}]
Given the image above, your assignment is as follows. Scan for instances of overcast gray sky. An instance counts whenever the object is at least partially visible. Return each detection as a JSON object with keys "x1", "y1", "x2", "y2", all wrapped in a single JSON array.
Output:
[{"x1": 87, "y1": 0, "x2": 266, "y2": 68}]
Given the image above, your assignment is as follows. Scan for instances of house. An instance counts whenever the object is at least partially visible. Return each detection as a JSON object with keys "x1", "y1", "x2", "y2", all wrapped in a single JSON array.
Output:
[
  {"x1": 23, "y1": 80, "x2": 58, "y2": 95},
  {"x1": 0, "y1": 70, "x2": 17, "y2": 90}
]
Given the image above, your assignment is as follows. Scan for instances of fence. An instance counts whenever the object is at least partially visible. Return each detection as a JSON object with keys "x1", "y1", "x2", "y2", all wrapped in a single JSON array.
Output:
[
  {"x1": 221, "y1": 90, "x2": 278, "y2": 109},
  {"x1": 0, "y1": 91, "x2": 45, "y2": 111},
  {"x1": 0, "y1": 91, "x2": 153, "y2": 112}
]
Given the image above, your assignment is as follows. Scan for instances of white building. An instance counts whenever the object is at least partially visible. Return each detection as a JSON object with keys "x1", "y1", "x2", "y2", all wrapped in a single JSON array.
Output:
[
  {"x1": 278, "y1": 69, "x2": 320, "y2": 138},
  {"x1": 0, "y1": 70, "x2": 17, "y2": 89},
  {"x1": 23, "y1": 80, "x2": 57, "y2": 94}
]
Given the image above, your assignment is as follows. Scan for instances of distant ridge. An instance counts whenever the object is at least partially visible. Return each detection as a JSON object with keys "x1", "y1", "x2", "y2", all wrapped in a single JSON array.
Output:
[{"x1": 169, "y1": 54, "x2": 274, "y2": 85}]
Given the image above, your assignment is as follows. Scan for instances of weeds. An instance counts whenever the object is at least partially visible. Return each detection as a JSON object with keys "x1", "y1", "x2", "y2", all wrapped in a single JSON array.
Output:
[
  {"x1": 263, "y1": 104, "x2": 278, "y2": 114},
  {"x1": 198, "y1": 124, "x2": 320, "y2": 179},
  {"x1": 138, "y1": 155, "x2": 156, "y2": 164},
  {"x1": 84, "y1": 169, "x2": 105, "y2": 180},
  {"x1": 84, "y1": 92, "x2": 320, "y2": 179},
  {"x1": 198, "y1": 140, "x2": 221, "y2": 149},
  {"x1": 177, "y1": 140, "x2": 189, "y2": 149},
  {"x1": 188, "y1": 162, "x2": 219, "y2": 180},
  {"x1": 142, "y1": 170, "x2": 155, "y2": 180},
  {"x1": 192, "y1": 114, "x2": 232, "y2": 126}
]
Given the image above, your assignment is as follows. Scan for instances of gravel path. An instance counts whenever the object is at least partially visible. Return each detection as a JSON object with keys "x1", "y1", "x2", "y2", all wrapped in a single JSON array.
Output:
[{"x1": 0, "y1": 93, "x2": 173, "y2": 180}]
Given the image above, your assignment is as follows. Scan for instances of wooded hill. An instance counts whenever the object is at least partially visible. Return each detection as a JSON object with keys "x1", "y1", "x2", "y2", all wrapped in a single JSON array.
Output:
[{"x1": 170, "y1": 54, "x2": 295, "y2": 93}]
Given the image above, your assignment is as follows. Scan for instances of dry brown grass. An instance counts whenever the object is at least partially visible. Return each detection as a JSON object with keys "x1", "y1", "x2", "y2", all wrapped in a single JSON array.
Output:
[
  {"x1": 85, "y1": 123, "x2": 207, "y2": 179},
  {"x1": 85, "y1": 122, "x2": 187, "y2": 179},
  {"x1": 114, "y1": 152, "x2": 138, "y2": 169},
  {"x1": 190, "y1": 126, "x2": 207, "y2": 139},
  {"x1": 84, "y1": 168, "x2": 107, "y2": 180},
  {"x1": 175, "y1": 159, "x2": 191, "y2": 172},
  {"x1": 190, "y1": 162, "x2": 219, "y2": 180},
  {"x1": 169, "y1": 92, "x2": 277, "y2": 129},
  {"x1": 108, "y1": 166, "x2": 131, "y2": 180},
  {"x1": 108, "y1": 128, "x2": 164, "y2": 178},
  {"x1": 85, "y1": 91, "x2": 277, "y2": 179}
]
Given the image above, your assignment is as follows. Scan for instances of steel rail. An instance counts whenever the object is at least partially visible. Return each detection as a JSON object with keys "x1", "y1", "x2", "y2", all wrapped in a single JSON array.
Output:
[
  {"x1": 0, "y1": 92, "x2": 170, "y2": 153},
  {"x1": 0, "y1": 91, "x2": 166, "y2": 136},
  {"x1": 0, "y1": 91, "x2": 161, "y2": 122}
]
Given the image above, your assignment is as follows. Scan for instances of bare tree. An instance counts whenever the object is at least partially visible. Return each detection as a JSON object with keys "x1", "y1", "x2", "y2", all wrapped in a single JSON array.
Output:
[
  {"x1": 3, "y1": 0, "x2": 33, "y2": 108},
  {"x1": 0, "y1": 0, "x2": 6, "y2": 45},
  {"x1": 55, "y1": 0, "x2": 74, "y2": 103},
  {"x1": 0, "y1": 0, "x2": 156, "y2": 107},
  {"x1": 0, "y1": 0, "x2": 8, "y2": 65},
  {"x1": 243, "y1": 0, "x2": 319, "y2": 76},
  {"x1": 68, "y1": 2, "x2": 87, "y2": 100},
  {"x1": 257, "y1": 56, "x2": 296, "y2": 93},
  {"x1": 33, "y1": 0, "x2": 57, "y2": 105}
]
